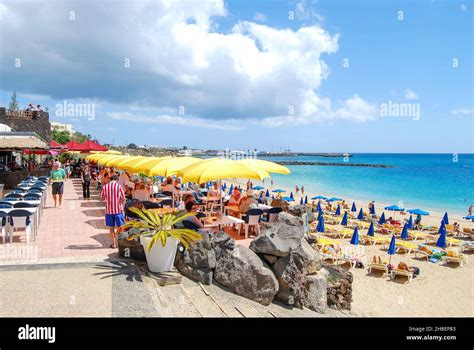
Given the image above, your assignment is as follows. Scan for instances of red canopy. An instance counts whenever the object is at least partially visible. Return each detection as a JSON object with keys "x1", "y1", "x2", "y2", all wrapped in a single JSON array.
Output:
[
  {"x1": 75, "y1": 140, "x2": 108, "y2": 152},
  {"x1": 50, "y1": 140, "x2": 64, "y2": 149},
  {"x1": 64, "y1": 140, "x2": 83, "y2": 151}
]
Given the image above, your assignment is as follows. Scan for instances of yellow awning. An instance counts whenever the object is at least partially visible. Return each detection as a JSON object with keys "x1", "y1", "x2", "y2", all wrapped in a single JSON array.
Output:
[
  {"x1": 148, "y1": 157, "x2": 203, "y2": 177},
  {"x1": 129, "y1": 156, "x2": 171, "y2": 175}
]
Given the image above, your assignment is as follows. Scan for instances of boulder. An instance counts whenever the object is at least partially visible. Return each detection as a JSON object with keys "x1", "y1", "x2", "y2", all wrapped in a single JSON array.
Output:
[
  {"x1": 249, "y1": 222, "x2": 304, "y2": 257},
  {"x1": 304, "y1": 273, "x2": 327, "y2": 313},
  {"x1": 211, "y1": 231, "x2": 235, "y2": 260},
  {"x1": 272, "y1": 253, "x2": 307, "y2": 308},
  {"x1": 277, "y1": 211, "x2": 302, "y2": 226},
  {"x1": 292, "y1": 239, "x2": 321, "y2": 275},
  {"x1": 214, "y1": 245, "x2": 279, "y2": 306},
  {"x1": 174, "y1": 234, "x2": 216, "y2": 285}
]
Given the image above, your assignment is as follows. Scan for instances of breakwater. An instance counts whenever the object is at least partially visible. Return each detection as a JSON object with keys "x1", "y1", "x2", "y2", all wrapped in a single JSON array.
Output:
[{"x1": 277, "y1": 161, "x2": 393, "y2": 168}]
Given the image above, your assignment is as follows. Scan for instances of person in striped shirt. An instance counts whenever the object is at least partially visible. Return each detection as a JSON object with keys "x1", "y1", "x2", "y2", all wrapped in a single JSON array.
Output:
[{"x1": 100, "y1": 174, "x2": 125, "y2": 249}]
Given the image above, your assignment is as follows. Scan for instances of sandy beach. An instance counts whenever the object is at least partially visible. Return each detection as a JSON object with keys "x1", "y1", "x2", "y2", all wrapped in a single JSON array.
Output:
[{"x1": 227, "y1": 178, "x2": 474, "y2": 317}]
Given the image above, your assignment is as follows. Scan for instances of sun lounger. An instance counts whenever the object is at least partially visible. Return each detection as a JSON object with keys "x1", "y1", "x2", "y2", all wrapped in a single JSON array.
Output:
[
  {"x1": 442, "y1": 251, "x2": 468, "y2": 267},
  {"x1": 461, "y1": 242, "x2": 474, "y2": 253},
  {"x1": 316, "y1": 237, "x2": 340, "y2": 249},
  {"x1": 408, "y1": 230, "x2": 429, "y2": 240},
  {"x1": 359, "y1": 234, "x2": 390, "y2": 246},
  {"x1": 335, "y1": 228, "x2": 354, "y2": 239},
  {"x1": 425, "y1": 235, "x2": 462, "y2": 247},
  {"x1": 390, "y1": 268, "x2": 413, "y2": 283},
  {"x1": 395, "y1": 241, "x2": 418, "y2": 254},
  {"x1": 368, "y1": 263, "x2": 389, "y2": 275},
  {"x1": 414, "y1": 245, "x2": 438, "y2": 260}
]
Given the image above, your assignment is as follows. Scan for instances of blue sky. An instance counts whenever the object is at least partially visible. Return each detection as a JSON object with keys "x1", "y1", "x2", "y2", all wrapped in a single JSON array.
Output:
[{"x1": 0, "y1": 0, "x2": 472, "y2": 152}]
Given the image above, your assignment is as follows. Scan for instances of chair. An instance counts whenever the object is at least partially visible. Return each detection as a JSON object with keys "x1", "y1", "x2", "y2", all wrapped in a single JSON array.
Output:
[
  {"x1": 390, "y1": 268, "x2": 413, "y2": 283},
  {"x1": 23, "y1": 194, "x2": 41, "y2": 201},
  {"x1": 4, "y1": 193, "x2": 23, "y2": 200},
  {"x1": 442, "y1": 251, "x2": 468, "y2": 267},
  {"x1": 2, "y1": 197, "x2": 18, "y2": 202},
  {"x1": 13, "y1": 202, "x2": 35, "y2": 208},
  {"x1": 152, "y1": 193, "x2": 167, "y2": 198},
  {"x1": 142, "y1": 201, "x2": 161, "y2": 209},
  {"x1": 368, "y1": 263, "x2": 389, "y2": 275},
  {"x1": 12, "y1": 188, "x2": 27, "y2": 193},
  {"x1": 182, "y1": 219, "x2": 201, "y2": 231},
  {"x1": 160, "y1": 199, "x2": 173, "y2": 208},
  {"x1": 0, "y1": 202, "x2": 13, "y2": 208},
  {"x1": 8, "y1": 209, "x2": 34, "y2": 243},
  {"x1": 265, "y1": 207, "x2": 282, "y2": 223},
  {"x1": 27, "y1": 189, "x2": 43, "y2": 195},
  {"x1": 162, "y1": 191, "x2": 173, "y2": 197},
  {"x1": 0, "y1": 211, "x2": 9, "y2": 243},
  {"x1": 243, "y1": 209, "x2": 263, "y2": 238}
]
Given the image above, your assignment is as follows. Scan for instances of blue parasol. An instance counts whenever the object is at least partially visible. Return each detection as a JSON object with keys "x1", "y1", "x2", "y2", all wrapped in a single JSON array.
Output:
[
  {"x1": 317, "y1": 201, "x2": 322, "y2": 213},
  {"x1": 351, "y1": 202, "x2": 357, "y2": 212},
  {"x1": 367, "y1": 221, "x2": 375, "y2": 237},
  {"x1": 388, "y1": 235, "x2": 396, "y2": 263},
  {"x1": 299, "y1": 198, "x2": 303, "y2": 205},
  {"x1": 407, "y1": 215, "x2": 413, "y2": 229},
  {"x1": 272, "y1": 189, "x2": 285, "y2": 193},
  {"x1": 400, "y1": 223, "x2": 409, "y2": 240},
  {"x1": 385, "y1": 205, "x2": 405, "y2": 211},
  {"x1": 252, "y1": 186, "x2": 264, "y2": 190},
  {"x1": 311, "y1": 195, "x2": 327, "y2": 200},
  {"x1": 304, "y1": 195, "x2": 308, "y2": 205},
  {"x1": 350, "y1": 227, "x2": 359, "y2": 245},
  {"x1": 407, "y1": 209, "x2": 429, "y2": 216},
  {"x1": 442, "y1": 212, "x2": 449, "y2": 225},
  {"x1": 378, "y1": 212, "x2": 386, "y2": 225},
  {"x1": 357, "y1": 208, "x2": 364, "y2": 220},
  {"x1": 436, "y1": 225, "x2": 447, "y2": 249},
  {"x1": 327, "y1": 197, "x2": 343, "y2": 202},
  {"x1": 341, "y1": 212, "x2": 348, "y2": 226},
  {"x1": 265, "y1": 189, "x2": 270, "y2": 197},
  {"x1": 335, "y1": 204, "x2": 341, "y2": 216}
]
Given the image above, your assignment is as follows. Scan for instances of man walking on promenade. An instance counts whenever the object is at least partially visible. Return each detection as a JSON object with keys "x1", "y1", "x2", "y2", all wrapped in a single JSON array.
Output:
[
  {"x1": 49, "y1": 161, "x2": 66, "y2": 207},
  {"x1": 100, "y1": 174, "x2": 125, "y2": 249}
]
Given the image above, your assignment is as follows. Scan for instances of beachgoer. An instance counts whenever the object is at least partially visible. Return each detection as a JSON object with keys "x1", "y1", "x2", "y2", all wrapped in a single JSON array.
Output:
[
  {"x1": 183, "y1": 201, "x2": 204, "y2": 229},
  {"x1": 133, "y1": 182, "x2": 151, "y2": 202},
  {"x1": 49, "y1": 161, "x2": 66, "y2": 207},
  {"x1": 301, "y1": 186, "x2": 304, "y2": 195},
  {"x1": 101, "y1": 174, "x2": 125, "y2": 249},
  {"x1": 295, "y1": 186, "x2": 299, "y2": 194},
  {"x1": 469, "y1": 205, "x2": 473, "y2": 216},
  {"x1": 238, "y1": 189, "x2": 257, "y2": 214},
  {"x1": 81, "y1": 164, "x2": 91, "y2": 199},
  {"x1": 64, "y1": 160, "x2": 71, "y2": 179},
  {"x1": 118, "y1": 170, "x2": 130, "y2": 190},
  {"x1": 397, "y1": 262, "x2": 420, "y2": 276}
]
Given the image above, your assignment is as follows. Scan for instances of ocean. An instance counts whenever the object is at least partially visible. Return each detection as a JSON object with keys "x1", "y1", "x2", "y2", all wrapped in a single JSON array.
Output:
[{"x1": 259, "y1": 153, "x2": 474, "y2": 216}]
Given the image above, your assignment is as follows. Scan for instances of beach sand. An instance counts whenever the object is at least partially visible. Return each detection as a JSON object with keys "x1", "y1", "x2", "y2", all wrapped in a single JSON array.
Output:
[{"x1": 226, "y1": 178, "x2": 474, "y2": 317}]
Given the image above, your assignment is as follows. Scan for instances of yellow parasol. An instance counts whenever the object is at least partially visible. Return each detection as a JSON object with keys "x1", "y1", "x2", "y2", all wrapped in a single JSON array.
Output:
[
  {"x1": 178, "y1": 158, "x2": 270, "y2": 184},
  {"x1": 113, "y1": 156, "x2": 147, "y2": 170},
  {"x1": 129, "y1": 156, "x2": 171, "y2": 175},
  {"x1": 148, "y1": 157, "x2": 203, "y2": 177},
  {"x1": 237, "y1": 158, "x2": 291, "y2": 175},
  {"x1": 96, "y1": 155, "x2": 125, "y2": 165}
]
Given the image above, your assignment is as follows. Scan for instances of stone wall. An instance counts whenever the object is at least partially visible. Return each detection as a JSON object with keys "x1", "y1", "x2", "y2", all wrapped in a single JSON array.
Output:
[
  {"x1": 0, "y1": 107, "x2": 51, "y2": 141},
  {"x1": 0, "y1": 169, "x2": 49, "y2": 192}
]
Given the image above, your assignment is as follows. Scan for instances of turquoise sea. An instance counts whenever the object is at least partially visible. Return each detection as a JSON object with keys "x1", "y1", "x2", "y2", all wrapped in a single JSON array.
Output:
[{"x1": 260, "y1": 154, "x2": 474, "y2": 216}]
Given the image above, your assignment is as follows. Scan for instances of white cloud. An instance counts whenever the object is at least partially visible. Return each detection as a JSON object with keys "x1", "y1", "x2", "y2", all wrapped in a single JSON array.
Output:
[
  {"x1": 450, "y1": 108, "x2": 474, "y2": 116},
  {"x1": 253, "y1": 12, "x2": 267, "y2": 22},
  {"x1": 107, "y1": 112, "x2": 243, "y2": 131},
  {"x1": 404, "y1": 89, "x2": 419, "y2": 100},
  {"x1": 0, "y1": 0, "x2": 374, "y2": 127},
  {"x1": 294, "y1": 0, "x2": 324, "y2": 22}
]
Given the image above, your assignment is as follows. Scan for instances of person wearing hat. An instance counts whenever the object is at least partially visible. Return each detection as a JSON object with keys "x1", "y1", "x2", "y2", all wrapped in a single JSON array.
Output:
[
  {"x1": 49, "y1": 161, "x2": 66, "y2": 207},
  {"x1": 238, "y1": 189, "x2": 257, "y2": 214}
]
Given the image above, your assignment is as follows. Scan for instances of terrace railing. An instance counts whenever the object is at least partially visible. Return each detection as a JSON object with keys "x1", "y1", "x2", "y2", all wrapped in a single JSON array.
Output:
[{"x1": 5, "y1": 110, "x2": 37, "y2": 119}]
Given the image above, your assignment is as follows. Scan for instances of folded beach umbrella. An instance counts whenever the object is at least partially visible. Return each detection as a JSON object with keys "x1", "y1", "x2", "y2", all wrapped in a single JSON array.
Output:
[
  {"x1": 228, "y1": 185, "x2": 234, "y2": 195},
  {"x1": 304, "y1": 195, "x2": 308, "y2": 205},
  {"x1": 357, "y1": 208, "x2": 364, "y2": 220},
  {"x1": 378, "y1": 212, "x2": 386, "y2": 225},
  {"x1": 272, "y1": 189, "x2": 285, "y2": 193},
  {"x1": 317, "y1": 201, "x2": 322, "y2": 212},
  {"x1": 400, "y1": 223, "x2": 409, "y2": 240},
  {"x1": 300, "y1": 198, "x2": 303, "y2": 205},
  {"x1": 388, "y1": 235, "x2": 396, "y2": 263},
  {"x1": 265, "y1": 189, "x2": 270, "y2": 197},
  {"x1": 341, "y1": 212, "x2": 348, "y2": 226},
  {"x1": 272, "y1": 195, "x2": 275, "y2": 200},
  {"x1": 318, "y1": 210, "x2": 323, "y2": 221},
  {"x1": 316, "y1": 215, "x2": 325, "y2": 233},
  {"x1": 351, "y1": 202, "x2": 357, "y2": 212},
  {"x1": 443, "y1": 212, "x2": 449, "y2": 225},
  {"x1": 290, "y1": 192, "x2": 294, "y2": 200},
  {"x1": 436, "y1": 226, "x2": 447, "y2": 249},
  {"x1": 367, "y1": 221, "x2": 375, "y2": 237},
  {"x1": 350, "y1": 227, "x2": 359, "y2": 245},
  {"x1": 223, "y1": 182, "x2": 227, "y2": 190},
  {"x1": 407, "y1": 215, "x2": 414, "y2": 229},
  {"x1": 311, "y1": 195, "x2": 327, "y2": 200},
  {"x1": 407, "y1": 209, "x2": 429, "y2": 215},
  {"x1": 335, "y1": 204, "x2": 341, "y2": 216},
  {"x1": 438, "y1": 221, "x2": 446, "y2": 234}
]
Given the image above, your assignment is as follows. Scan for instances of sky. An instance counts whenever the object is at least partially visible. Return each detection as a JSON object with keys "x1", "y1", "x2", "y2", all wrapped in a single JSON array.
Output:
[{"x1": 0, "y1": 0, "x2": 472, "y2": 152}]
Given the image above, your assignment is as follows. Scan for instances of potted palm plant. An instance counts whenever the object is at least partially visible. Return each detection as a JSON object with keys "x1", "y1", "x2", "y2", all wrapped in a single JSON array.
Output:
[{"x1": 122, "y1": 207, "x2": 202, "y2": 273}]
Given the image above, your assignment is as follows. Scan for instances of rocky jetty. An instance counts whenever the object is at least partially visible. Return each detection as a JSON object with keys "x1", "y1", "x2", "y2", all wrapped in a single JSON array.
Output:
[{"x1": 277, "y1": 161, "x2": 393, "y2": 168}]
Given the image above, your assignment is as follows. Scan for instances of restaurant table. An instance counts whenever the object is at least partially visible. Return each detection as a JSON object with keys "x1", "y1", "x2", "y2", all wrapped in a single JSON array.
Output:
[
  {"x1": 0, "y1": 207, "x2": 38, "y2": 242},
  {"x1": 203, "y1": 215, "x2": 244, "y2": 231},
  {"x1": 149, "y1": 207, "x2": 178, "y2": 215}
]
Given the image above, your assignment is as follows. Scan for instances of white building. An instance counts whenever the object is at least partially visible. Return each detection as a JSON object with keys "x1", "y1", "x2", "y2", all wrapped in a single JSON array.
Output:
[{"x1": 51, "y1": 121, "x2": 74, "y2": 134}]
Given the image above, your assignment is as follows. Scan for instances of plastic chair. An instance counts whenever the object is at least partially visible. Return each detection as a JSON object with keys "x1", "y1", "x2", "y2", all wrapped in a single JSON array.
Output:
[
  {"x1": 182, "y1": 219, "x2": 201, "y2": 231},
  {"x1": 14, "y1": 202, "x2": 35, "y2": 208},
  {"x1": 4, "y1": 193, "x2": 23, "y2": 200},
  {"x1": 162, "y1": 191, "x2": 173, "y2": 197},
  {"x1": 12, "y1": 188, "x2": 27, "y2": 193},
  {"x1": 160, "y1": 199, "x2": 173, "y2": 208},
  {"x1": 23, "y1": 194, "x2": 41, "y2": 201},
  {"x1": 0, "y1": 202, "x2": 13, "y2": 208},
  {"x1": 152, "y1": 193, "x2": 167, "y2": 198},
  {"x1": 243, "y1": 209, "x2": 263, "y2": 238},
  {"x1": 27, "y1": 189, "x2": 43, "y2": 194},
  {"x1": 8, "y1": 209, "x2": 34, "y2": 243},
  {"x1": 265, "y1": 207, "x2": 282, "y2": 223}
]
